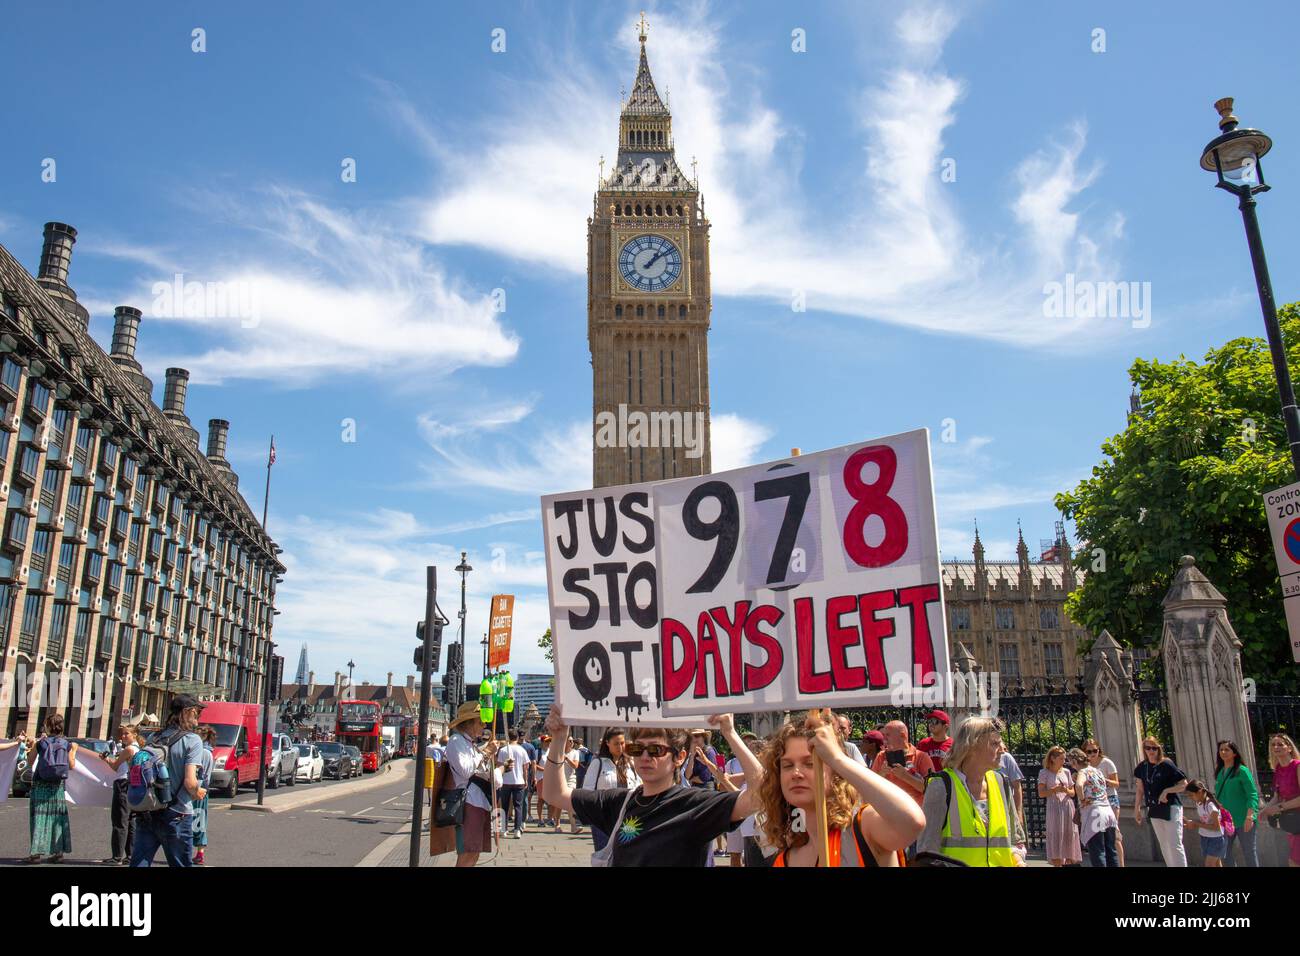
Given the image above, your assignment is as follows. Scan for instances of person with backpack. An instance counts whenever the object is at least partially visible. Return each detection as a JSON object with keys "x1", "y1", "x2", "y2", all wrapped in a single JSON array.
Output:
[
  {"x1": 1183, "y1": 779, "x2": 1229, "y2": 866},
  {"x1": 129, "y1": 693, "x2": 207, "y2": 867},
  {"x1": 191, "y1": 724, "x2": 216, "y2": 865},
  {"x1": 918, "y1": 716, "x2": 1025, "y2": 867},
  {"x1": 98, "y1": 723, "x2": 142, "y2": 864},
  {"x1": 27, "y1": 714, "x2": 78, "y2": 864}
]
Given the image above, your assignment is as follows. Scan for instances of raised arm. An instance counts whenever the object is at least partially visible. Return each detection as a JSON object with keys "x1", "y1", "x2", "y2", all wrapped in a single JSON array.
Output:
[
  {"x1": 708, "y1": 714, "x2": 762, "y2": 821},
  {"x1": 541, "y1": 706, "x2": 575, "y2": 814},
  {"x1": 809, "y1": 723, "x2": 924, "y2": 852}
]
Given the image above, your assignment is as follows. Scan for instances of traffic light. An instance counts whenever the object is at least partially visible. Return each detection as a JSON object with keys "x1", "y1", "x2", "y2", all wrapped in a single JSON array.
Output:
[{"x1": 413, "y1": 620, "x2": 444, "y2": 671}]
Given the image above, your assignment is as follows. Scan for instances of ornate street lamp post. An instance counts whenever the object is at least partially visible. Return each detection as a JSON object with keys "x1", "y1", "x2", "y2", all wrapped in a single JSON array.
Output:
[{"x1": 1200, "y1": 98, "x2": 1300, "y2": 479}]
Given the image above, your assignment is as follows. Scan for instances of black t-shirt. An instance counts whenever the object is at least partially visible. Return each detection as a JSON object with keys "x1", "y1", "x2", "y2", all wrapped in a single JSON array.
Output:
[
  {"x1": 570, "y1": 784, "x2": 740, "y2": 867},
  {"x1": 1133, "y1": 759, "x2": 1186, "y2": 820}
]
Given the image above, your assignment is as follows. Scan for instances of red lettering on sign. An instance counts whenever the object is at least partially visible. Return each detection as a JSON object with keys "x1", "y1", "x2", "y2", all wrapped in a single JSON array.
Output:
[
  {"x1": 897, "y1": 584, "x2": 940, "y2": 686},
  {"x1": 709, "y1": 601, "x2": 750, "y2": 697},
  {"x1": 857, "y1": 588, "x2": 897, "y2": 690},
  {"x1": 694, "y1": 611, "x2": 729, "y2": 700},
  {"x1": 742, "y1": 604, "x2": 784, "y2": 691},
  {"x1": 795, "y1": 597, "x2": 831, "y2": 694},
  {"x1": 661, "y1": 618, "x2": 696, "y2": 702},
  {"x1": 826, "y1": 593, "x2": 867, "y2": 691},
  {"x1": 842, "y1": 445, "x2": 909, "y2": 568}
]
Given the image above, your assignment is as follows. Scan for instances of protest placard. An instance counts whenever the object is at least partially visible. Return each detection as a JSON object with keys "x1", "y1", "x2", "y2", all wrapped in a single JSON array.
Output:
[
  {"x1": 542, "y1": 478, "x2": 709, "y2": 727},
  {"x1": 488, "y1": 594, "x2": 515, "y2": 669},
  {"x1": 655, "y1": 430, "x2": 951, "y2": 715}
]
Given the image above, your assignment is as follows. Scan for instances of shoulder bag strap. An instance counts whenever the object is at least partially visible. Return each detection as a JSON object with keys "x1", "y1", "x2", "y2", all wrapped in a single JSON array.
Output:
[{"x1": 850, "y1": 807, "x2": 879, "y2": 867}]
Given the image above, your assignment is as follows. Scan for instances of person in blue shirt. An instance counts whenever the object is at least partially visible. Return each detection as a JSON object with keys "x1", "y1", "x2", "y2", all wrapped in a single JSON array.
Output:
[
  {"x1": 131, "y1": 694, "x2": 206, "y2": 867},
  {"x1": 191, "y1": 725, "x2": 216, "y2": 865}
]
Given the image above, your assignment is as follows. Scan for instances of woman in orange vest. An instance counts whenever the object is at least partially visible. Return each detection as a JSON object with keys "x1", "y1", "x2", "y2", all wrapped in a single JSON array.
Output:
[{"x1": 758, "y1": 713, "x2": 926, "y2": 867}]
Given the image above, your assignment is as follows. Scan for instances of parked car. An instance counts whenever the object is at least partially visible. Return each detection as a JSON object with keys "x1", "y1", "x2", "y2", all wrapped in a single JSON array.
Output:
[
  {"x1": 294, "y1": 743, "x2": 324, "y2": 782},
  {"x1": 266, "y1": 733, "x2": 298, "y2": 788},
  {"x1": 201, "y1": 702, "x2": 273, "y2": 798},
  {"x1": 11, "y1": 746, "x2": 31, "y2": 797},
  {"x1": 317, "y1": 742, "x2": 355, "y2": 779}
]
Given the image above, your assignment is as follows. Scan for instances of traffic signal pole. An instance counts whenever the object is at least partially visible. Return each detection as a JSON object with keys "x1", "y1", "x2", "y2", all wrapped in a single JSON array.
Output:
[{"x1": 410, "y1": 565, "x2": 437, "y2": 867}]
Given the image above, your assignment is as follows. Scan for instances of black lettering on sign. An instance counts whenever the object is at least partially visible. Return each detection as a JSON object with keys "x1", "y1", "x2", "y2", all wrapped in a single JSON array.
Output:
[
  {"x1": 563, "y1": 569, "x2": 599, "y2": 630},
  {"x1": 592, "y1": 562, "x2": 628, "y2": 626},
  {"x1": 586, "y1": 496, "x2": 618, "y2": 557},
  {"x1": 619, "y1": 492, "x2": 655, "y2": 553},
  {"x1": 610, "y1": 640, "x2": 650, "y2": 721},
  {"x1": 573, "y1": 642, "x2": 613, "y2": 710},
  {"x1": 683, "y1": 480, "x2": 740, "y2": 593},
  {"x1": 553, "y1": 500, "x2": 583, "y2": 559},
  {"x1": 754, "y1": 471, "x2": 810, "y2": 585},
  {"x1": 625, "y1": 560, "x2": 657, "y2": 629}
]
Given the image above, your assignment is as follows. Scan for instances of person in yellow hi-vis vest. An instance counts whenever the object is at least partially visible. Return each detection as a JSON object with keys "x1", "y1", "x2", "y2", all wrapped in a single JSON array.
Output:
[{"x1": 918, "y1": 716, "x2": 1026, "y2": 866}]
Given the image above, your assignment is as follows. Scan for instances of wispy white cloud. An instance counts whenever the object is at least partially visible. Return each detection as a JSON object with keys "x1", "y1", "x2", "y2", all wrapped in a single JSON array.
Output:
[
  {"x1": 417, "y1": 5, "x2": 1125, "y2": 348},
  {"x1": 103, "y1": 189, "x2": 520, "y2": 386},
  {"x1": 711, "y1": 412, "x2": 773, "y2": 472}
]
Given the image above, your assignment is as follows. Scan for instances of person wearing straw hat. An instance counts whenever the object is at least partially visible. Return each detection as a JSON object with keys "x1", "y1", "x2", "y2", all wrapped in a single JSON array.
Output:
[{"x1": 445, "y1": 701, "x2": 500, "y2": 867}]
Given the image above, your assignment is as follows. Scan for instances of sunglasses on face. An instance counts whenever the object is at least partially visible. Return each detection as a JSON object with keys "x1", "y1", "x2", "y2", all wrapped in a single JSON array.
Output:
[
  {"x1": 1144, "y1": 746, "x2": 1160, "y2": 752},
  {"x1": 625, "y1": 743, "x2": 676, "y2": 758},
  {"x1": 1084, "y1": 749, "x2": 1098, "y2": 754}
]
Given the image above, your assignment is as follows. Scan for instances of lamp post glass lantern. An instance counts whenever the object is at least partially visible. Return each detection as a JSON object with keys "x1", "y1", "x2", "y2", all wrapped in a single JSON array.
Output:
[{"x1": 1200, "y1": 98, "x2": 1300, "y2": 480}]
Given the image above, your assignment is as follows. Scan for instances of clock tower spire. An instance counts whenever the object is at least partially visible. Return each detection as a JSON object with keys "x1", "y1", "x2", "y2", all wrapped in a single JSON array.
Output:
[{"x1": 588, "y1": 18, "x2": 712, "y2": 488}]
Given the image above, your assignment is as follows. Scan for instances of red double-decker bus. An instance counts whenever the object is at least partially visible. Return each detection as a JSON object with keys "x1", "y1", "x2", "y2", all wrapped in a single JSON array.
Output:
[{"x1": 336, "y1": 700, "x2": 383, "y2": 772}]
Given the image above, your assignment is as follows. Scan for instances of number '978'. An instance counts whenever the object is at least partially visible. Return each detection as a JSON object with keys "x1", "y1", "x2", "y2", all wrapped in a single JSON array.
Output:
[{"x1": 679, "y1": 444, "x2": 909, "y2": 594}]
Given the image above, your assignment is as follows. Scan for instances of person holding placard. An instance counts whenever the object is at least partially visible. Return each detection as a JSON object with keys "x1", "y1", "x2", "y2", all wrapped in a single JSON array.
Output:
[
  {"x1": 99, "y1": 723, "x2": 141, "y2": 865},
  {"x1": 541, "y1": 704, "x2": 758, "y2": 866},
  {"x1": 760, "y1": 714, "x2": 925, "y2": 867}
]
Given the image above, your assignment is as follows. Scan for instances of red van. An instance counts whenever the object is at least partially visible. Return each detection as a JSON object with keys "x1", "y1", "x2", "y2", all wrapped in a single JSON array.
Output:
[{"x1": 200, "y1": 702, "x2": 271, "y2": 798}]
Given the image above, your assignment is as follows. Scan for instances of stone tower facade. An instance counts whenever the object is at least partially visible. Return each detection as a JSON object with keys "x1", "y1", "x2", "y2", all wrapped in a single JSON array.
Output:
[{"x1": 589, "y1": 18, "x2": 711, "y2": 488}]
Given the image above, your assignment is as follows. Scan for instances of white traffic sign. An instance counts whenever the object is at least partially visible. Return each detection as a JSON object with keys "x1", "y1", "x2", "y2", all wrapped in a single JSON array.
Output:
[{"x1": 1262, "y1": 480, "x2": 1300, "y2": 663}]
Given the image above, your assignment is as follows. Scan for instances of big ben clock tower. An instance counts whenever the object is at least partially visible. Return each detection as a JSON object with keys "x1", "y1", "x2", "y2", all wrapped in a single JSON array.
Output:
[{"x1": 589, "y1": 14, "x2": 711, "y2": 488}]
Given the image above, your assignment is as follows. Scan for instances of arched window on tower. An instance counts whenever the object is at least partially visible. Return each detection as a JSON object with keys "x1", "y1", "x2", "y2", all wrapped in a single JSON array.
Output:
[
  {"x1": 655, "y1": 204, "x2": 663, "y2": 216},
  {"x1": 636, "y1": 304, "x2": 644, "y2": 317},
  {"x1": 657, "y1": 305, "x2": 665, "y2": 318},
  {"x1": 615, "y1": 305, "x2": 623, "y2": 317}
]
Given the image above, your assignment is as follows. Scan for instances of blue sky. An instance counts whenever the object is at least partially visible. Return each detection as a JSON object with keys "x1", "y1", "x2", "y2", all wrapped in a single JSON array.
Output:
[{"x1": 3, "y1": 1, "x2": 1297, "y2": 688}]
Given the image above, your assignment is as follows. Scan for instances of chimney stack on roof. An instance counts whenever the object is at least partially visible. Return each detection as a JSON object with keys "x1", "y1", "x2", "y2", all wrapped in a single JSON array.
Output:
[
  {"x1": 206, "y1": 419, "x2": 239, "y2": 491},
  {"x1": 162, "y1": 367, "x2": 201, "y2": 448},
  {"x1": 36, "y1": 222, "x2": 90, "y2": 328},
  {"x1": 109, "y1": 306, "x2": 154, "y2": 395}
]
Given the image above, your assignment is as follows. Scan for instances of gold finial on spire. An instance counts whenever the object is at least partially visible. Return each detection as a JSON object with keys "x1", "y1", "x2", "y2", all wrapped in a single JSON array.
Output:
[
  {"x1": 691, "y1": 155, "x2": 698, "y2": 185},
  {"x1": 599, "y1": 154, "x2": 605, "y2": 183},
  {"x1": 638, "y1": 11, "x2": 649, "y2": 43}
]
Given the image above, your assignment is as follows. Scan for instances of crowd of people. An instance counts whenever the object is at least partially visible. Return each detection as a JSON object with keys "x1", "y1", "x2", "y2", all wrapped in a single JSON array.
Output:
[
  {"x1": 1, "y1": 693, "x2": 216, "y2": 867},
  {"x1": 426, "y1": 703, "x2": 1300, "y2": 868}
]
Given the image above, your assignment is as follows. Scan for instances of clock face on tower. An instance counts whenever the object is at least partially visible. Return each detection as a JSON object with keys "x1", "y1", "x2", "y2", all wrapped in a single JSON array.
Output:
[{"x1": 618, "y1": 234, "x2": 683, "y2": 293}]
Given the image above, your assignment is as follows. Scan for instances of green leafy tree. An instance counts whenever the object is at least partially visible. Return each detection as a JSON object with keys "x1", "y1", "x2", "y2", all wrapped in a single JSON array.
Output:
[
  {"x1": 538, "y1": 627, "x2": 553, "y2": 664},
  {"x1": 1056, "y1": 304, "x2": 1300, "y2": 688}
]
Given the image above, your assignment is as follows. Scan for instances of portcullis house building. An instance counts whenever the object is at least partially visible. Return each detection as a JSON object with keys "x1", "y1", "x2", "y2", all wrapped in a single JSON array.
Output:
[{"x1": 0, "y1": 222, "x2": 284, "y2": 738}]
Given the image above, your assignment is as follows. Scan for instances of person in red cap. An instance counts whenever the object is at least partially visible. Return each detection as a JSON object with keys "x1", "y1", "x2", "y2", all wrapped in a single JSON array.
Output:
[
  {"x1": 862, "y1": 729, "x2": 886, "y2": 767},
  {"x1": 917, "y1": 710, "x2": 952, "y2": 771}
]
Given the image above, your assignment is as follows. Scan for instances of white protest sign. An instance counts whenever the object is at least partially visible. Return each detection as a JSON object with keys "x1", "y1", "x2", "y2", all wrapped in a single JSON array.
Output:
[
  {"x1": 65, "y1": 752, "x2": 125, "y2": 808},
  {"x1": 541, "y1": 478, "x2": 710, "y2": 727},
  {"x1": 1263, "y1": 480, "x2": 1300, "y2": 663},
  {"x1": 655, "y1": 430, "x2": 951, "y2": 715}
]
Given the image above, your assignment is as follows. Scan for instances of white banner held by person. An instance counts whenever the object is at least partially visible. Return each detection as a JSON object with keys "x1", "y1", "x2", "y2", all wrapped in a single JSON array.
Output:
[
  {"x1": 541, "y1": 478, "x2": 709, "y2": 727},
  {"x1": 64, "y1": 752, "x2": 125, "y2": 808},
  {"x1": 0, "y1": 744, "x2": 18, "y2": 803},
  {"x1": 655, "y1": 430, "x2": 952, "y2": 716}
]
